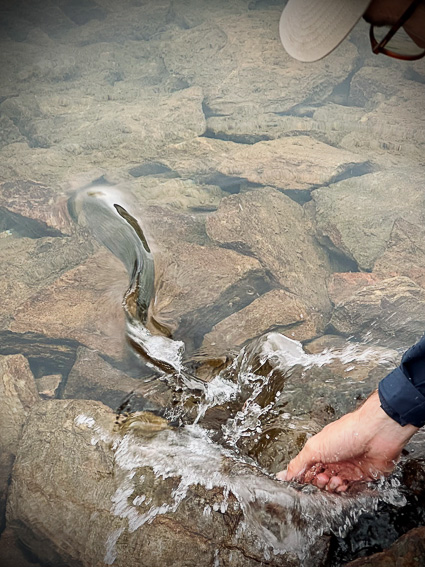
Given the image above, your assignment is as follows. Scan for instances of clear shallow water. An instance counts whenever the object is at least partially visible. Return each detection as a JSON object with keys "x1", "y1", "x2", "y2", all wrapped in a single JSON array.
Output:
[{"x1": 0, "y1": 0, "x2": 425, "y2": 565}]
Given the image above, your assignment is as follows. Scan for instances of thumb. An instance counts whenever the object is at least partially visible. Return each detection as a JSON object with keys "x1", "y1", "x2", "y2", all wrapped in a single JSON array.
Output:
[
  {"x1": 276, "y1": 469, "x2": 287, "y2": 481},
  {"x1": 285, "y1": 447, "x2": 315, "y2": 481}
]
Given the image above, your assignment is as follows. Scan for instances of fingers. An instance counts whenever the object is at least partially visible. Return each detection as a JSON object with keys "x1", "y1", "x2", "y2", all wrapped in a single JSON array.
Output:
[
  {"x1": 277, "y1": 460, "x2": 369, "y2": 493},
  {"x1": 276, "y1": 470, "x2": 287, "y2": 481}
]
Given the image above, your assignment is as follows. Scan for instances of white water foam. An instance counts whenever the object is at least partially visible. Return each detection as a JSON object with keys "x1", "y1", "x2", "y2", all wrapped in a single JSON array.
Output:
[{"x1": 74, "y1": 412, "x2": 406, "y2": 566}]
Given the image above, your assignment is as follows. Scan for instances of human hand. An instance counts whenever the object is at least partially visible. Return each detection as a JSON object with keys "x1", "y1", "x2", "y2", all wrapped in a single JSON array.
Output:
[{"x1": 276, "y1": 391, "x2": 418, "y2": 493}]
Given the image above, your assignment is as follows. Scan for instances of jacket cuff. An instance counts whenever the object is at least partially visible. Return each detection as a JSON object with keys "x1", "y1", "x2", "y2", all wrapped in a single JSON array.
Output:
[{"x1": 378, "y1": 367, "x2": 425, "y2": 428}]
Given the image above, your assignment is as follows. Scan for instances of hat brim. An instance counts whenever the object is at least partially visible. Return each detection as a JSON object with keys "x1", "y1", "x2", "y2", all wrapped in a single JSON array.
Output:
[{"x1": 279, "y1": 0, "x2": 371, "y2": 62}]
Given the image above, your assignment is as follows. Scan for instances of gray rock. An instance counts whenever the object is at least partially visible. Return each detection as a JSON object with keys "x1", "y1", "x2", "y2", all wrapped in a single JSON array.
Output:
[
  {"x1": 206, "y1": 187, "x2": 331, "y2": 315},
  {"x1": 340, "y1": 80, "x2": 425, "y2": 164},
  {"x1": 348, "y1": 66, "x2": 406, "y2": 108},
  {"x1": 1, "y1": 86, "x2": 206, "y2": 161},
  {"x1": 133, "y1": 178, "x2": 224, "y2": 212},
  {"x1": 0, "y1": 527, "x2": 42, "y2": 567},
  {"x1": 312, "y1": 168, "x2": 425, "y2": 271},
  {"x1": 0, "y1": 355, "x2": 39, "y2": 532},
  {"x1": 64, "y1": 1, "x2": 171, "y2": 44},
  {"x1": 329, "y1": 276, "x2": 425, "y2": 349},
  {"x1": 0, "y1": 115, "x2": 24, "y2": 149}
]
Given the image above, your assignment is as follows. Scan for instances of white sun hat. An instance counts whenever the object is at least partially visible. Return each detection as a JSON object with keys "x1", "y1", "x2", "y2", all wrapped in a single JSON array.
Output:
[{"x1": 279, "y1": 0, "x2": 372, "y2": 62}]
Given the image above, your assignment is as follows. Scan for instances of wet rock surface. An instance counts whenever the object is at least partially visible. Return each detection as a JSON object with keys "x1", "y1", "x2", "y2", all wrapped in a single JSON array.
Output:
[
  {"x1": 0, "y1": 180, "x2": 73, "y2": 234},
  {"x1": 6, "y1": 399, "x2": 330, "y2": 567},
  {"x1": 374, "y1": 218, "x2": 425, "y2": 289},
  {"x1": 149, "y1": 240, "x2": 273, "y2": 352},
  {"x1": 344, "y1": 526, "x2": 425, "y2": 567},
  {"x1": 201, "y1": 289, "x2": 322, "y2": 358},
  {"x1": 0, "y1": 355, "x2": 39, "y2": 532},
  {"x1": 63, "y1": 346, "x2": 173, "y2": 412},
  {"x1": 0, "y1": 234, "x2": 95, "y2": 329}
]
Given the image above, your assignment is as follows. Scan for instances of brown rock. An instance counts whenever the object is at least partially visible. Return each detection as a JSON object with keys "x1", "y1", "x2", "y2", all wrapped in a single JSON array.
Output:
[
  {"x1": 10, "y1": 248, "x2": 128, "y2": 359},
  {"x1": 6, "y1": 399, "x2": 339, "y2": 567},
  {"x1": 216, "y1": 137, "x2": 366, "y2": 191},
  {"x1": 328, "y1": 272, "x2": 383, "y2": 306},
  {"x1": 312, "y1": 168, "x2": 425, "y2": 271},
  {"x1": 374, "y1": 218, "x2": 425, "y2": 289},
  {"x1": 206, "y1": 187, "x2": 331, "y2": 315},
  {"x1": 161, "y1": 136, "x2": 366, "y2": 191},
  {"x1": 0, "y1": 355, "x2": 39, "y2": 532},
  {"x1": 329, "y1": 276, "x2": 425, "y2": 349},
  {"x1": 0, "y1": 180, "x2": 73, "y2": 234},
  {"x1": 201, "y1": 289, "x2": 322, "y2": 358},
  {"x1": 150, "y1": 241, "x2": 272, "y2": 351},
  {"x1": 63, "y1": 347, "x2": 172, "y2": 412},
  {"x1": 35, "y1": 374, "x2": 62, "y2": 399},
  {"x1": 0, "y1": 234, "x2": 95, "y2": 329},
  {"x1": 141, "y1": 204, "x2": 210, "y2": 249},
  {"x1": 345, "y1": 526, "x2": 425, "y2": 567}
]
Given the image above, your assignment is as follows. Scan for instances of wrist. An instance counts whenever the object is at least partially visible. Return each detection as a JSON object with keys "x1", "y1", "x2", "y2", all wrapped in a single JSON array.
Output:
[{"x1": 357, "y1": 391, "x2": 418, "y2": 448}]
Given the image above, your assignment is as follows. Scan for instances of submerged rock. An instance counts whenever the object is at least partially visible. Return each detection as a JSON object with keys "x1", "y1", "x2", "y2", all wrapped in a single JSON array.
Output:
[
  {"x1": 228, "y1": 333, "x2": 398, "y2": 473},
  {"x1": 345, "y1": 526, "x2": 425, "y2": 567},
  {"x1": 63, "y1": 346, "x2": 172, "y2": 413},
  {"x1": 36, "y1": 373, "x2": 62, "y2": 399},
  {"x1": 10, "y1": 248, "x2": 128, "y2": 359},
  {"x1": 0, "y1": 355, "x2": 39, "y2": 533},
  {"x1": 329, "y1": 276, "x2": 425, "y2": 350},
  {"x1": 0, "y1": 527, "x2": 42, "y2": 567},
  {"x1": 159, "y1": 10, "x2": 359, "y2": 121},
  {"x1": 0, "y1": 179, "x2": 73, "y2": 235},
  {"x1": 312, "y1": 168, "x2": 425, "y2": 271},
  {"x1": 201, "y1": 289, "x2": 322, "y2": 359},
  {"x1": 206, "y1": 186, "x2": 331, "y2": 316},
  {"x1": 149, "y1": 241, "x2": 272, "y2": 352},
  {"x1": 374, "y1": 218, "x2": 425, "y2": 289},
  {"x1": 160, "y1": 136, "x2": 366, "y2": 191},
  {"x1": 327, "y1": 272, "x2": 383, "y2": 306},
  {"x1": 0, "y1": 234, "x2": 95, "y2": 329}
]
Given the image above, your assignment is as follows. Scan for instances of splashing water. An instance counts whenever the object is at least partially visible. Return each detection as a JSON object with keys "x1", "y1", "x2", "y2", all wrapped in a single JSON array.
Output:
[
  {"x1": 74, "y1": 413, "x2": 406, "y2": 566},
  {"x1": 70, "y1": 185, "x2": 408, "y2": 565}
]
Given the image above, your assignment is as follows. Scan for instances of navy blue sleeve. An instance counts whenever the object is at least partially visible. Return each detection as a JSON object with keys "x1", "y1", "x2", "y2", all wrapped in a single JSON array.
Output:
[{"x1": 378, "y1": 335, "x2": 425, "y2": 428}]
